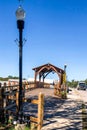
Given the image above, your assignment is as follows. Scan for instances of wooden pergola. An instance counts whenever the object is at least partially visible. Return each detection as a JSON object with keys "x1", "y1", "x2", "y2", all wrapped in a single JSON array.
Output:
[{"x1": 32, "y1": 63, "x2": 65, "y2": 89}]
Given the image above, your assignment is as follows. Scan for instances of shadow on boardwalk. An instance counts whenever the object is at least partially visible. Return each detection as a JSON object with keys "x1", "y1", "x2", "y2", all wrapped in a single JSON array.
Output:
[
  {"x1": 24, "y1": 88, "x2": 82, "y2": 130},
  {"x1": 42, "y1": 96, "x2": 82, "y2": 130}
]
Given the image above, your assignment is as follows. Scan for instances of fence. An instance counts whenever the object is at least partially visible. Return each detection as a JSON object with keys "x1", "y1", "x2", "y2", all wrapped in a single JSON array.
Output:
[
  {"x1": 24, "y1": 92, "x2": 44, "y2": 130},
  {"x1": 0, "y1": 82, "x2": 44, "y2": 130}
]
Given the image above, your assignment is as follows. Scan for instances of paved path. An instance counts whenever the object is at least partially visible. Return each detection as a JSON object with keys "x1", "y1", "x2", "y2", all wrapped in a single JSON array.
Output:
[
  {"x1": 41, "y1": 89, "x2": 82, "y2": 130},
  {"x1": 25, "y1": 88, "x2": 85, "y2": 130}
]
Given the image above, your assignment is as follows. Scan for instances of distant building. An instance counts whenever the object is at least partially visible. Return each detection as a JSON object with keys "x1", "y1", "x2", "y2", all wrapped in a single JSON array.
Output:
[
  {"x1": 0, "y1": 79, "x2": 27, "y2": 86},
  {"x1": 8, "y1": 79, "x2": 27, "y2": 85},
  {"x1": 0, "y1": 81, "x2": 8, "y2": 86},
  {"x1": 28, "y1": 77, "x2": 54, "y2": 83}
]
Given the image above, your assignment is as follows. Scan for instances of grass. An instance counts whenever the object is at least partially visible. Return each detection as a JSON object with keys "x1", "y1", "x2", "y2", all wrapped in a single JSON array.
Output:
[{"x1": 0, "y1": 124, "x2": 30, "y2": 130}]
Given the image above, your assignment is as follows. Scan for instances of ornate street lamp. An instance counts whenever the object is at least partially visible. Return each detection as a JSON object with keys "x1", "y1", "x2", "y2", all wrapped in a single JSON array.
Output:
[
  {"x1": 64, "y1": 64, "x2": 67, "y2": 83},
  {"x1": 64, "y1": 64, "x2": 67, "y2": 73},
  {"x1": 15, "y1": 5, "x2": 25, "y2": 123},
  {"x1": 64, "y1": 64, "x2": 67, "y2": 94}
]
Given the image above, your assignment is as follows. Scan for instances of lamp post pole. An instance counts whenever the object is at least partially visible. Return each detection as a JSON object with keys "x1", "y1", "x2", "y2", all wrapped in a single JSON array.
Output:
[
  {"x1": 16, "y1": 6, "x2": 25, "y2": 122},
  {"x1": 18, "y1": 20, "x2": 24, "y2": 112},
  {"x1": 64, "y1": 64, "x2": 67, "y2": 74},
  {"x1": 64, "y1": 64, "x2": 67, "y2": 89}
]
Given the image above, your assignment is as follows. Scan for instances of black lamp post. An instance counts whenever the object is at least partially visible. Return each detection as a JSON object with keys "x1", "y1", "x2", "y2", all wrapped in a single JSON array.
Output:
[
  {"x1": 64, "y1": 64, "x2": 67, "y2": 74},
  {"x1": 64, "y1": 64, "x2": 67, "y2": 90},
  {"x1": 15, "y1": 6, "x2": 25, "y2": 118}
]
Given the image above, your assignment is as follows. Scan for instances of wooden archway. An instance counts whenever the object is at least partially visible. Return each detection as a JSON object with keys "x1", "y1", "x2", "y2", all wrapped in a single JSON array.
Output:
[{"x1": 32, "y1": 63, "x2": 65, "y2": 90}]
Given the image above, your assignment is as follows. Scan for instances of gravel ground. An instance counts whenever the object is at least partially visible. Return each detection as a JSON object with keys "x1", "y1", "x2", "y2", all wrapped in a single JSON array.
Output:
[{"x1": 24, "y1": 88, "x2": 85, "y2": 130}]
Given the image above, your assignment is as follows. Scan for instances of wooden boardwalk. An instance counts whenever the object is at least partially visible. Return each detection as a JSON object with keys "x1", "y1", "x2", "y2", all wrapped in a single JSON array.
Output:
[{"x1": 25, "y1": 88, "x2": 82, "y2": 130}]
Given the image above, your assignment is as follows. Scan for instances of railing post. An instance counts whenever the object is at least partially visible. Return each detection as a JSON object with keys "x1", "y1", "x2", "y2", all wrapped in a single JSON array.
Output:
[
  {"x1": 0, "y1": 86, "x2": 3, "y2": 108},
  {"x1": 3, "y1": 83, "x2": 7, "y2": 108},
  {"x1": 38, "y1": 92, "x2": 44, "y2": 130},
  {"x1": 0, "y1": 86, "x2": 5, "y2": 123}
]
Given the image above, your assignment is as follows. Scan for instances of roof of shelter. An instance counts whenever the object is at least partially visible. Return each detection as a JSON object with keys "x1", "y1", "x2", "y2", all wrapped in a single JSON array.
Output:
[{"x1": 32, "y1": 63, "x2": 64, "y2": 74}]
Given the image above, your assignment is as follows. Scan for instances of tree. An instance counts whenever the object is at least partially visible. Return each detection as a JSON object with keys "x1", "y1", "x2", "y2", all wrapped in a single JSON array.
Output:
[
  {"x1": 67, "y1": 80, "x2": 78, "y2": 88},
  {"x1": 85, "y1": 79, "x2": 87, "y2": 84}
]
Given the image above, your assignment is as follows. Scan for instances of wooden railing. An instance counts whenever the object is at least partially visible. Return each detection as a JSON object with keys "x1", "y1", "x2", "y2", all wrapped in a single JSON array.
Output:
[
  {"x1": 0, "y1": 83, "x2": 44, "y2": 130},
  {"x1": 24, "y1": 93, "x2": 44, "y2": 130}
]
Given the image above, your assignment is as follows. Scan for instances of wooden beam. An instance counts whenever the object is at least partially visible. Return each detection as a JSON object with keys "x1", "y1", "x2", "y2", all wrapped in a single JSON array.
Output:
[
  {"x1": 31, "y1": 99, "x2": 38, "y2": 105},
  {"x1": 30, "y1": 116, "x2": 38, "y2": 123}
]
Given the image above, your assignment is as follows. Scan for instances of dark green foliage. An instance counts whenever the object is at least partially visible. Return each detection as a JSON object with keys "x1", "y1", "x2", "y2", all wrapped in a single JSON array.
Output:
[
  {"x1": 0, "y1": 75, "x2": 26, "y2": 81},
  {"x1": 67, "y1": 80, "x2": 78, "y2": 88}
]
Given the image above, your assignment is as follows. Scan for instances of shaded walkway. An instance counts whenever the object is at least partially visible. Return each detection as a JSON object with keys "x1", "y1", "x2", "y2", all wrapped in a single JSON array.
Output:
[
  {"x1": 42, "y1": 97, "x2": 82, "y2": 130},
  {"x1": 25, "y1": 88, "x2": 82, "y2": 130}
]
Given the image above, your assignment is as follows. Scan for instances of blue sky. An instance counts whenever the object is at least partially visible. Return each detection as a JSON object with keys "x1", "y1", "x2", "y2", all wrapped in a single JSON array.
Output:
[{"x1": 0, "y1": 0, "x2": 87, "y2": 81}]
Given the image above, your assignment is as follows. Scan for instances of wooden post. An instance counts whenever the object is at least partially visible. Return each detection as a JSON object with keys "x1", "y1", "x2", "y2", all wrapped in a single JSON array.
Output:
[
  {"x1": 4, "y1": 82, "x2": 7, "y2": 90},
  {"x1": 4, "y1": 82, "x2": 9, "y2": 107},
  {"x1": 38, "y1": 92, "x2": 44, "y2": 130},
  {"x1": 1, "y1": 86, "x2": 6, "y2": 123},
  {"x1": 26, "y1": 81, "x2": 28, "y2": 90},
  {"x1": 8, "y1": 81, "x2": 11, "y2": 92},
  {"x1": 0, "y1": 87, "x2": 5, "y2": 123},
  {"x1": 0, "y1": 83, "x2": 2, "y2": 108},
  {"x1": 0, "y1": 83, "x2": 2, "y2": 88},
  {"x1": 0, "y1": 87, "x2": 3, "y2": 108}
]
